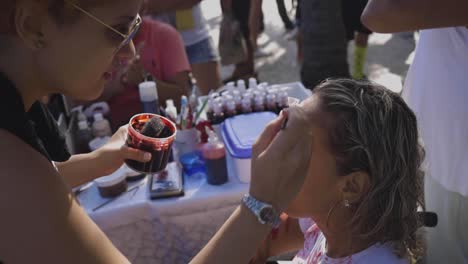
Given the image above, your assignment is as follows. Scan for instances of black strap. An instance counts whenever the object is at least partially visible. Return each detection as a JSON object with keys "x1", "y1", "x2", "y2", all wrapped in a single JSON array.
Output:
[{"x1": 0, "y1": 72, "x2": 70, "y2": 162}]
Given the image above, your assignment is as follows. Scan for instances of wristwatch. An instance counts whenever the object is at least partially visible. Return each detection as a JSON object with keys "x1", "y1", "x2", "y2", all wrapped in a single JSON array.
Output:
[{"x1": 242, "y1": 194, "x2": 281, "y2": 228}]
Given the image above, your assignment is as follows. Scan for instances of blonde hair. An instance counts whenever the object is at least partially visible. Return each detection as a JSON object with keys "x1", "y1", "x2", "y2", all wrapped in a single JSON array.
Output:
[{"x1": 315, "y1": 79, "x2": 425, "y2": 259}]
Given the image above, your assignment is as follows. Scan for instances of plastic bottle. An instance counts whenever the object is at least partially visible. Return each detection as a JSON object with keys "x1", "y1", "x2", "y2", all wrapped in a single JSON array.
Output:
[
  {"x1": 165, "y1": 99, "x2": 178, "y2": 122},
  {"x1": 225, "y1": 99, "x2": 237, "y2": 118},
  {"x1": 206, "y1": 98, "x2": 215, "y2": 122},
  {"x1": 210, "y1": 102, "x2": 225, "y2": 125},
  {"x1": 139, "y1": 81, "x2": 159, "y2": 114},
  {"x1": 222, "y1": 94, "x2": 234, "y2": 112},
  {"x1": 249, "y1": 77, "x2": 258, "y2": 90},
  {"x1": 74, "y1": 120, "x2": 93, "y2": 154},
  {"x1": 258, "y1": 82, "x2": 269, "y2": 90},
  {"x1": 237, "y1": 79, "x2": 246, "y2": 93},
  {"x1": 225, "y1": 82, "x2": 236, "y2": 96},
  {"x1": 277, "y1": 90, "x2": 289, "y2": 113},
  {"x1": 241, "y1": 97, "x2": 253, "y2": 114},
  {"x1": 254, "y1": 94, "x2": 266, "y2": 112},
  {"x1": 232, "y1": 90, "x2": 243, "y2": 113},
  {"x1": 92, "y1": 113, "x2": 112, "y2": 137},
  {"x1": 266, "y1": 93, "x2": 278, "y2": 113},
  {"x1": 201, "y1": 127, "x2": 228, "y2": 185},
  {"x1": 74, "y1": 105, "x2": 87, "y2": 122}
]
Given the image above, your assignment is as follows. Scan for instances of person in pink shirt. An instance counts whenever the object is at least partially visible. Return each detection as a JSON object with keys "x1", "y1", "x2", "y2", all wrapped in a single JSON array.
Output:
[{"x1": 102, "y1": 17, "x2": 191, "y2": 127}]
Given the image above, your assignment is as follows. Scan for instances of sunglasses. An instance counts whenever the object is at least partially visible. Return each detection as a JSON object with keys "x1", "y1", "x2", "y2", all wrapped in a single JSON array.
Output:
[{"x1": 64, "y1": 0, "x2": 142, "y2": 52}]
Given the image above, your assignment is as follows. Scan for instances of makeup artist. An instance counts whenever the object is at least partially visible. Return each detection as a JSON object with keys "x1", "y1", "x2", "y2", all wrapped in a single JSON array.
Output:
[{"x1": 0, "y1": 0, "x2": 312, "y2": 263}]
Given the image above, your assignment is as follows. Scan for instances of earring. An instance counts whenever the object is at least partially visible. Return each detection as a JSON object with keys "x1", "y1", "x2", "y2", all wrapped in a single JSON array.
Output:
[
  {"x1": 35, "y1": 32, "x2": 45, "y2": 49},
  {"x1": 343, "y1": 199, "x2": 351, "y2": 208}
]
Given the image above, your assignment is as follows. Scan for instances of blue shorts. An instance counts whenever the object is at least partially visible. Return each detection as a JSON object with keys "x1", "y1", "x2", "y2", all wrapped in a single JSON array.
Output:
[{"x1": 185, "y1": 37, "x2": 219, "y2": 65}]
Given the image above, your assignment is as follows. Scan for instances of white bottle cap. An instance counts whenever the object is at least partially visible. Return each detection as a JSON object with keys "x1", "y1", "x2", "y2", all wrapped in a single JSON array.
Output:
[
  {"x1": 78, "y1": 120, "x2": 89, "y2": 130},
  {"x1": 226, "y1": 82, "x2": 235, "y2": 91},
  {"x1": 138, "y1": 81, "x2": 158, "y2": 102},
  {"x1": 94, "y1": 113, "x2": 104, "y2": 122},
  {"x1": 249, "y1": 78, "x2": 257, "y2": 89},
  {"x1": 237, "y1": 80, "x2": 246, "y2": 92},
  {"x1": 166, "y1": 99, "x2": 175, "y2": 107}
]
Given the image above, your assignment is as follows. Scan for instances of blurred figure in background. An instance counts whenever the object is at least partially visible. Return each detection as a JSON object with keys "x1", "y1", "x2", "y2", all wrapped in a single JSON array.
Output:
[
  {"x1": 147, "y1": 1, "x2": 222, "y2": 95},
  {"x1": 222, "y1": 0, "x2": 258, "y2": 83},
  {"x1": 294, "y1": 0, "x2": 350, "y2": 89},
  {"x1": 101, "y1": 18, "x2": 191, "y2": 127},
  {"x1": 342, "y1": 0, "x2": 372, "y2": 79},
  {"x1": 363, "y1": 0, "x2": 468, "y2": 263}
]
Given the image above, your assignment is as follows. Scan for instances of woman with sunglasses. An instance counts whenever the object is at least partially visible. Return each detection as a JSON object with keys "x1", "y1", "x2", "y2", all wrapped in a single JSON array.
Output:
[{"x1": 0, "y1": 0, "x2": 311, "y2": 263}]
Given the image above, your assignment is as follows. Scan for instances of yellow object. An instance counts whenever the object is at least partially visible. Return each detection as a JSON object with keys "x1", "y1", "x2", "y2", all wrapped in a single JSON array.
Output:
[
  {"x1": 176, "y1": 9, "x2": 195, "y2": 31},
  {"x1": 352, "y1": 45, "x2": 367, "y2": 79}
]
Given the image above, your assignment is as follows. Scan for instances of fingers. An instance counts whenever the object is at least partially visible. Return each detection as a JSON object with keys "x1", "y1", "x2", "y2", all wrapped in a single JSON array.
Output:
[
  {"x1": 120, "y1": 145, "x2": 151, "y2": 163},
  {"x1": 252, "y1": 111, "x2": 287, "y2": 158},
  {"x1": 264, "y1": 106, "x2": 312, "y2": 159}
]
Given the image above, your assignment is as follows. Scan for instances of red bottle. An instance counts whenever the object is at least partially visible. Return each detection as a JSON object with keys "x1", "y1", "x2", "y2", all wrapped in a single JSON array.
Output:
[{"x1": 201, "y1": 128, "x2": 228, "y2": 185}]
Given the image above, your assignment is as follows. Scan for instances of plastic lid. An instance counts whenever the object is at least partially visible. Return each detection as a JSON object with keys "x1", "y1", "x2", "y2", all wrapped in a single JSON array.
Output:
[
  {"x1": 226, "y1": 82, "x2": 235, "y2": 91},
  {"x1": 94, "y1": 113, "x2": 104, "y2": 122},
  {"x1": 94, "y1": 168, "x2": 127, "y2": 188},
  {"x1": 139, "y1": 81, "x2": 158, "y2": 102},
  {"x1": 78, "y1": 120, "x2": 89, "y2": 130},
  {"x1": 237, "y1": 80, "x2": 246, "y2": 91},
  {"x1": 166, "y1": 99, "x2": 175, "y2": 107},
  {"x1": 222, "y1": 112, "x2": 277, "y2": 158},
  {"x1": 213, "y1": 102, "x2": 224, "y2": 114},
  {"x1": 249, "y1": 78, "x2": 257, "y2": 89},
  {"x1": 210, "y1": 92, "x2": 220, "y2": 99},
  {"x1": 226, "y1": 100, "x2": 236, "y2": 111}
]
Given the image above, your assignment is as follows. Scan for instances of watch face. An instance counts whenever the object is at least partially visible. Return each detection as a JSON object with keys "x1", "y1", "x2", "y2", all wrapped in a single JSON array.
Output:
[{"x1": 259, "y1": 206, "x2": 276, "y2": 223}]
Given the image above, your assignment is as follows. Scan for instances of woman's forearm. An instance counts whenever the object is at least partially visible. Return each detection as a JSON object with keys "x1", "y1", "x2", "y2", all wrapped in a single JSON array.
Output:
[
  {"x1": 362, "y1": 0, "x2": 468, "y2": 33},
  {"x1": 190, "y1": 205, "x2": 271, "y2": 264},
  {"x1": 56, "y1": 152, "x2": 102, "y2": 188}
]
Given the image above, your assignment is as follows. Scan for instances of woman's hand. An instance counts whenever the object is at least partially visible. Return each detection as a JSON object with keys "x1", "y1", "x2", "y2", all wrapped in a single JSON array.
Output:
[
  {"x1": 92, "y1": 126, "x2": 152, "y2": 176},
  {"x1": 249, "y1": 107, "x2": 313, "y2": 212}
]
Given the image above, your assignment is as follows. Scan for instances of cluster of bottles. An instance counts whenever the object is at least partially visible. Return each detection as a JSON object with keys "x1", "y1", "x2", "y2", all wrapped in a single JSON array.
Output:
[
  {"x1": 207, "y1": 78, "x2": 290, "y2": 125},
  {"x1": 73, "y1": 108, "x2": 112, "y2": 154}
]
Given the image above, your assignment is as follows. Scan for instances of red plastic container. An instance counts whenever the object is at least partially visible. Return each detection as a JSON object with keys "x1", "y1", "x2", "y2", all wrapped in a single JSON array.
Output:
[{"x1": 125, "y1": 113, "x2": 177, "y2": 173}]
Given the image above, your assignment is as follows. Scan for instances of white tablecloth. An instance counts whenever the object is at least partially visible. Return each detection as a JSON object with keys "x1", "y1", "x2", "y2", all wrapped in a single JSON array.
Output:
[{"x1": 78, "y1": 172, "x2": 248, "y2": 264}]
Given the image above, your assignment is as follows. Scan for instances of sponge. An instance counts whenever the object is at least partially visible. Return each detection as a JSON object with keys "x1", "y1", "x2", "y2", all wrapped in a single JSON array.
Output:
[{"x1": 140, "y1": 117, "x2": 172, "y2": 138}]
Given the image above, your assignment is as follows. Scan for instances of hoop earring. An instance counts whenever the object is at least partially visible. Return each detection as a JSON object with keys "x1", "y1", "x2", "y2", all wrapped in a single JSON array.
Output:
[{"x1": 343, "y1": 199, "x2": 351, "y2": 208}]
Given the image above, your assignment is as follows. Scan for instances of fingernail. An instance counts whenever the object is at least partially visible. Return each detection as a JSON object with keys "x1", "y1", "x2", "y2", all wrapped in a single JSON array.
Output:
[
  {"x1": 144, "y1": 153, "x2": 151, "y2": 161},
  {"x1": 281, "y1": 117, "x2": 289, "y2": 130}
]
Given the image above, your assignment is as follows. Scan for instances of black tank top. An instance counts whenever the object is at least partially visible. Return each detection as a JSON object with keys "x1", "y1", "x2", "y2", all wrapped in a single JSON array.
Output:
[{"x1": 0, "y1": 72, "x2": 70, "y2": 162}]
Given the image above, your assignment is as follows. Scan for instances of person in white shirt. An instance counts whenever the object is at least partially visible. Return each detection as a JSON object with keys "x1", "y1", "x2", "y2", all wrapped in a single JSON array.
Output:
[{"x1": 362, "y1": 1, "x2": 468, "y2": 262}]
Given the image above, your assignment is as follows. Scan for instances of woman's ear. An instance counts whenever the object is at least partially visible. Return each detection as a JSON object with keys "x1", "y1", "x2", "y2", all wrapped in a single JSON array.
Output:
[
  {"x1": 14, "y1": 0, "x2": 48, "y2": 50},
  {"x1": 340, "y1": 171, "x2": 370, "y2": 204}
]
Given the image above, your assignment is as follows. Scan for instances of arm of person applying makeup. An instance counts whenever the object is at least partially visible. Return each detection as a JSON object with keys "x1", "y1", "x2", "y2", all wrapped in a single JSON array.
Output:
[
  {"x1": 362, "y1": 0, "x2": 468, "y2": 33},
  {"x1": 0, "y1": 130, "x2": 129, "y2": 263},
  {"x1": 250, "y1": 215, "x2": 305, "y2": 264},
  {"x1": 190, "y1": 107, "x2": 313, "y2": 264}
]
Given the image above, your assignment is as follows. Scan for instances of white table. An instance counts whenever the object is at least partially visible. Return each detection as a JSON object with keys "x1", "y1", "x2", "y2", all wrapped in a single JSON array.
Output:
[{"x1": 78, "y1": 170, "x2": 248, "y2": 264}]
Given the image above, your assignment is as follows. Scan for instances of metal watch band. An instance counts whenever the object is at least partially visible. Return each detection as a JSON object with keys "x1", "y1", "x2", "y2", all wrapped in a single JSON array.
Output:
[{"x1": 242, "y1": 194, "x2": 281, "y2": 228}]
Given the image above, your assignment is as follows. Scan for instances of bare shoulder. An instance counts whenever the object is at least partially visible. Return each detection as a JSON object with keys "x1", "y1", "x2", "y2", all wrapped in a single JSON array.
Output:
[{"x1": 0, "y1": 130, "x2": 128, "y2": 263}]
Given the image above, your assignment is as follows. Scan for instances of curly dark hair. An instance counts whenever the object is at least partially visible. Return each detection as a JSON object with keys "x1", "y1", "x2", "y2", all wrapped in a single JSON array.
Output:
[{"x1": 314, "y1": 79, "x2": 425, "y2": 259}]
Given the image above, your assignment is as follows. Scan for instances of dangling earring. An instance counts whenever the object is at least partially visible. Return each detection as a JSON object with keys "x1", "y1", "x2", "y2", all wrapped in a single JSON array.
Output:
[
  {"x1": 35, "y1": 32, "x2": 45, "y2": 49},
  {"x1": 343, "y1": 199, "x2": 351, "y2": 208}
]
